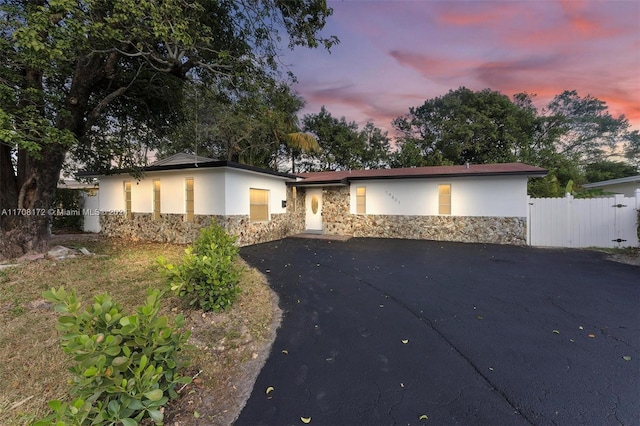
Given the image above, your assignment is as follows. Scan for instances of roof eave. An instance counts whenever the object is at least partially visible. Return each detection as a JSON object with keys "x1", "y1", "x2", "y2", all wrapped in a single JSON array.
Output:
[
  {"x1": 288, "y1": 179, "x2": 349, "y2": 187},
  {"x1": 342, "y1": 170, "x2": 548, "y2": 182},
  {"x1": 582, "y1": 175, "x2": 640, "y2": 188},
  {"x1": 77, "y1": 161, "x2": 299, "y2": 180}
]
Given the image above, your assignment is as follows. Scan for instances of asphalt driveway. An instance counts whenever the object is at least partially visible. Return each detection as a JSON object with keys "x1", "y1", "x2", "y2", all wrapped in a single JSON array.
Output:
[{"x1": 236, "y1": 238, "x2": 639, "y2": 425}]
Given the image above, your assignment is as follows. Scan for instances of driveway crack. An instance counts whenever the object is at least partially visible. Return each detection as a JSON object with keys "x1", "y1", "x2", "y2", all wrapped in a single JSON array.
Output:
[{"x1": 320, "y1": 263, "x2": 536, "y2": 425}]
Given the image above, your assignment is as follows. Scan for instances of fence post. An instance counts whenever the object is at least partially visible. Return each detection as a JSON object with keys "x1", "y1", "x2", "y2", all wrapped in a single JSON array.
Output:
[
  {"x1": 526, "y1": 195, "x2": 531, "y2": 246},
  {"x1": 566, "y1": 193, "x2": 573, "y2": 248},
  {"x1": 633, "y1": 188, "x2": 640, "y2": 247}
]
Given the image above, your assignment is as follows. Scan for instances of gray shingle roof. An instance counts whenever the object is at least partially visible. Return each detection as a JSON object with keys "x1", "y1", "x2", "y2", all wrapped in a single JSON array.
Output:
[{"x1": 150, "y1": 153, "x2": 216, "y2": 166}]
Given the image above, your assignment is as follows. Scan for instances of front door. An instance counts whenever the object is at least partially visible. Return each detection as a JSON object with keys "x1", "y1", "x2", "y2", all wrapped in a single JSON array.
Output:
[{"x1": 305, "y1": 188, "x2": 323, "y2": 231}]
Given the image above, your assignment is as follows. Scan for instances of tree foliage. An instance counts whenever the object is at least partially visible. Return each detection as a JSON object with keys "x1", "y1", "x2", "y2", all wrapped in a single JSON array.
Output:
[
  {"x1": 392, "y1": 87, "x2": 638, "y2": 197},
  {"x1": 624, "y1": 130, "x2": 640, "y2": 168},
  {"x1": 0, "y1": 0, "x2": 336, "y2": 258},
  {"x1": 584, "y1": 160, "x2": 638, "y2": 183},
  {"x1": 545, "y1": 90, "x2": 632, "y2": 164},
  {"x1": 156, "y1": 79, "x2": 317, "y2": 171},
  {"x1": 392, "y1": 87, "x2": 537, "y2": 166},
  {"x1": 301, "y1": 106, "x2": 390, "y2": 171}
]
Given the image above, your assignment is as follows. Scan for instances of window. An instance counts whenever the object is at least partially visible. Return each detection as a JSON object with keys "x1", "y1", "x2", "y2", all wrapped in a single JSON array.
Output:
[
  {"x1": 153, "y1": 180, "x2": 161, "y2": 220},
  {"x1": 291, "y1": 187, "x2": 297, "y2": 212},
  {"x1": 250, "y1": 188, "x2": 269, "y2": 222},
  {"x1": 185, "y1": 178, "x2": 194, "y2": 222},
  {"x1": 356, "y1": 186, "x2": 366, "y2": 214},
  {"x1": 124, "y1": 181, "x2": 132, "y2": 219},
  {"x1": 438, "y1": 184, "x2": 451, "y2": 215}
]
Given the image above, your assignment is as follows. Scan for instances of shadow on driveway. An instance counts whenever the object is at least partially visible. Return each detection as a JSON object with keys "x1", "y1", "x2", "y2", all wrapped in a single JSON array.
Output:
[{"x1": 237, "y1": 238, "x2": 639, "y2": 425}]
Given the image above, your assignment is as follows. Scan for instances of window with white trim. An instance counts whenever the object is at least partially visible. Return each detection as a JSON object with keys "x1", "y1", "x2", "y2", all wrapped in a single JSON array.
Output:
[
  {"x1": 185, "y1": 178, "x2": 194, "y2": 222},
  {"x1": 250, "y1": 188, "x2": 269, "y2": 222},
  {"x1": 356, "y1": 186, "x2": 366, "y2": 214},
  {"x1": 153, "y1": 180, "x2": 161, "y2": 220},
  {"x1": 438, "y1": 184, "x2": 451, "y2": 215},
  {"x1": 124, "y1": 181, "x2": 132, "y2": 219}
]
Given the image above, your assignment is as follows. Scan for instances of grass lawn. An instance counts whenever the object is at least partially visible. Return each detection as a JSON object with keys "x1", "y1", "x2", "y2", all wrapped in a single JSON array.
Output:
[{"x1": 0, "y1": 237, "x2": 280, "y2": 425}]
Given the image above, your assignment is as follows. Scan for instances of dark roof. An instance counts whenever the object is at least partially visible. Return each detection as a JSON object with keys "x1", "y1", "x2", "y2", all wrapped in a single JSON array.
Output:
[
  {"x1": 77, "y1": 160, "x2": 299, "y2": 180},
  {"x1": 582, "y1": 175, "x2": 640, "y2": 189},
  {"x1": 293, "y1": 163, "x2": 547, "y2": 186},
  {"x1": 150, "y1": 152, "x2": 216, "y2": 166}
]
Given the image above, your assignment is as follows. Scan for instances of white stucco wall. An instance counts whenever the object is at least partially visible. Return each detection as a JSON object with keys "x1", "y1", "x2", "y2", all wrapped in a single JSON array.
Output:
[
  {"x1": 98, "y1": 167, "x2": 289, "y2": 217},
  {"x1": 99, "y1": 176, "x2": 126, "y2": 212},
  {"x1": 594, "y1": 182, "x2": 640, "y2": 197},
  {"x1": 80, "y1": 190, "x2": 101, "y2": 232},
  {"x1": 224, "y1": 168, "x2": 288, "y2": 217},
  {"x1": 349, "y1": 176, "x2": 528, "y2": 217}
]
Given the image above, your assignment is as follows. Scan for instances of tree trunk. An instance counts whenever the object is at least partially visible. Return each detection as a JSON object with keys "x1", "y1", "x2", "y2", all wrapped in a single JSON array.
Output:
[
  {"x1": 0, "y1": 59, "x2": 98, "y2": 261},
  {"x1": 0, "y1": 142, "x2": 66, "y2": 261}
]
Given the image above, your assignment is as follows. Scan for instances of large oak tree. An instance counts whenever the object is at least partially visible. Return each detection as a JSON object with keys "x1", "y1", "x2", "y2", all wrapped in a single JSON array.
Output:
[{"x1": 0, "y1": 0, "x2": 336, "y2": 259}]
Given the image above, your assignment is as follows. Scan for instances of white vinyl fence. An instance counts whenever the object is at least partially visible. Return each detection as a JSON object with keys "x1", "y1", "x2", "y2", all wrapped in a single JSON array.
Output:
[{"x1": 527, "y1": 190, "x2": 639, "y2": 248}]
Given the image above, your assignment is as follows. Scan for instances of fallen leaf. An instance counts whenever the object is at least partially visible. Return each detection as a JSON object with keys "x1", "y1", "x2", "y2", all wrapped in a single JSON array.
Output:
[
  {"x1": 266, "y1": 386, "x2": 274, "y2": 395},
  {"x1": 623, "y1": 356, "x2": 631, "y2": 361},
  {"x1": 300, "y1": 416, "x2": 312, "y2": 423},
  {"x1": 552, "y1": 330, "x2": 560, "y2": 334},
  {"x1": 419, "y1": 414, "x2": 429, "y2": 421},
  {"x1": 476, "y1": 315, "x2": 483, "y2": 320},
  {"x1": 588, "y1": 334, "x2": 596, "y2": 338},
  {"x1": 402, "y1": 339, "x2": 409, "y2": 344}
]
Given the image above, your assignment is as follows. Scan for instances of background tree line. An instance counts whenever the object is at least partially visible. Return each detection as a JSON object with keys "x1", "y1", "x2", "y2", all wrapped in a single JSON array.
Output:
[{"x1": 160, "y1": 85, "x2": 638, "y2": 197}]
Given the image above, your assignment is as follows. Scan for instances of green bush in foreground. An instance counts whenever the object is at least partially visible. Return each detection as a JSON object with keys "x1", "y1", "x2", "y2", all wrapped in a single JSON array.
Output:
[
  {"x1": 158, "y1": 222, "x2": 241, "y2": 312},
  {"x1": 35, "y1": 287, "x2": 191, "y2": 425}
]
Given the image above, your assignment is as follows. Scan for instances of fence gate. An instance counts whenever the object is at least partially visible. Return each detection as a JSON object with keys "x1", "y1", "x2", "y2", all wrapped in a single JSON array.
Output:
[{"x1": 528, "y1": 192, "x2": 639, "y2": 248}]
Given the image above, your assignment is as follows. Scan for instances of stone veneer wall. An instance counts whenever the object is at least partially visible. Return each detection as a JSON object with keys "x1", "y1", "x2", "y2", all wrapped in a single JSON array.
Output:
[
  {"x1": 100, "y1": 187, "x2": 305, "y2": 246},
  {"x1": 321, "y1": 186, "x2": 527, "y2": 245}
]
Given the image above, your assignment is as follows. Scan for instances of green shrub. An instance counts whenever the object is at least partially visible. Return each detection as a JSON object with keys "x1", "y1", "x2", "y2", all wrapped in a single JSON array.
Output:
[
  {"x1": 35, "y1": 287, "x2": 191, "y2": 425},
  {"x1": 158, "y1": 222, "x2": 241, "y2": 312}
]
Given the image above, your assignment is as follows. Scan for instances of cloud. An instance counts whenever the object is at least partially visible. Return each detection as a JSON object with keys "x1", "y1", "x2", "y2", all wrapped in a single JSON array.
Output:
[
  {"x1": 288, "y1": 0, "x2": 640, "y2": 133},
  {"x1": 388, "y1": 50, "x2": 476, "y2": 83},
  {"x1": 472, "y1": 55, "x2": 567, "y2": 91},
  {"x1": 437, "y1": 2, "x2": 520, "y2": 27},
  {"x1": 298, "y1": 82, "x2": 415, "y2": 132}
]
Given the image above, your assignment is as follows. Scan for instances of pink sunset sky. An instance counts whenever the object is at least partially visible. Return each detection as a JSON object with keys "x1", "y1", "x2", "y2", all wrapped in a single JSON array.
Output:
[{"x1": 281, "y1": 0, "x2": 640, "y2": 136}]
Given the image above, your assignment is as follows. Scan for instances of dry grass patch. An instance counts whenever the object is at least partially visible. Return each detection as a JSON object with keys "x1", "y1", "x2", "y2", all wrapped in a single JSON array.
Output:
[{"x1": 0, "y1": 238, "x2": 280, "y2": 425}]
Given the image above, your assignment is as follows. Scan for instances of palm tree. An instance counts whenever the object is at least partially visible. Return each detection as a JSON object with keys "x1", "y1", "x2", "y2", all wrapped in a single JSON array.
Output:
[{"x1": 282, "y1": 132, "x2": 320, "y2": 173}]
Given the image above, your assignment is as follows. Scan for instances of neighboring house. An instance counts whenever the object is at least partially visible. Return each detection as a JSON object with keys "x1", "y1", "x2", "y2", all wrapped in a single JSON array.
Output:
[
  {"x1": 82, "y1": 154, "x2": 546, "y2": 246},
  {"x1": 581, "y1": 175, "x2": 640, "y2": 197}
]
